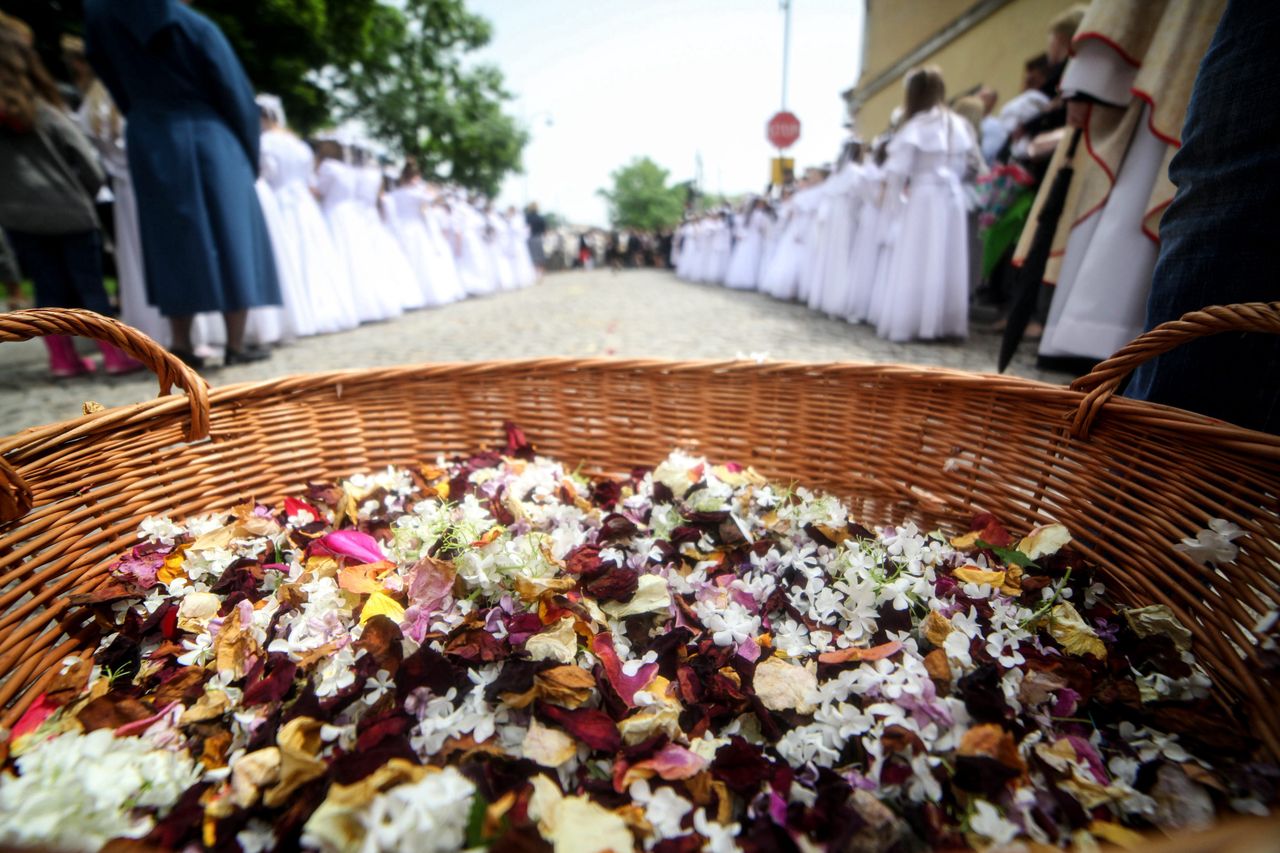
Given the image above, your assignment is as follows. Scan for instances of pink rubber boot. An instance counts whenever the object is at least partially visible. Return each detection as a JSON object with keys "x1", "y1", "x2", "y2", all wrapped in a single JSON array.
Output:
[
  {"x1": 43, "y1": 335, "x2": 96, "y2": 378},
  {"x1": 96, "y1": 340, "x2": 145, "y2": 375}
]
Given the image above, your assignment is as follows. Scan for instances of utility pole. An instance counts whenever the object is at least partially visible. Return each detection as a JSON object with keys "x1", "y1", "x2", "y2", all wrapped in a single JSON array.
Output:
[{"x1": 780, "y1": 0, "x2": 792, "y2": 112}]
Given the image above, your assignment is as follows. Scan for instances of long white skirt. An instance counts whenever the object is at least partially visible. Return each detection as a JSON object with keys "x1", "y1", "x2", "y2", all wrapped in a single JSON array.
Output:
[
  {"x1": 511, "y1": 241, "x2": 536, "y2": 288},
  {"x1": 723, "y1": 233, "x2": 763, "y2": 290},
  {"x1": 810, "y1": 199, "x2": 860, "y2": 316},
  {"x1": 394, "y1": 217, "x2": 453, "y2": 307},
  {"x1": 759, "y1": 228, "x2": 805, "y2": 300},
  {"x1": 276, "y1": 183, "x2": 359, "y2": 334},
  {"x1": 873, "y1": 179, "x2": 969, "y2": 342},
  {"x1": 1039, "y1": 110, "x2": 1164, "y2": 360},
  {"x1": 113, "y1": 172, "x2": 169, "y2": 346},
  {"x1": 492, "y1": 240, "x2": 517, "y2": 291},
  {"x1": 242, "y1": 181, "x2": 290, "y2": 346},
  {"x1": 325, "y1": 203, "x2": 401, "y2": 323},
  {"x1": 842, "y1": 201, "x2": 883, "y2": 322},
  {"x1": 456, "y1": 230, "x2": 498, "y2": 296}
]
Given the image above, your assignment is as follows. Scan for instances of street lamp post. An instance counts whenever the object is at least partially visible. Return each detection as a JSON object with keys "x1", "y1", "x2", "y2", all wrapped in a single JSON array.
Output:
[{"x1": 521, "y1": 110, "x2": 554, "y2": 205}]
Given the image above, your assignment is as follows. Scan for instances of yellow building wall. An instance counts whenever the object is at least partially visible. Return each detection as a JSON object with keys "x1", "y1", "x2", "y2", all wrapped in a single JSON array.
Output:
[
  {"x1": 855, "y1": 0, "x2": 1077, "y2": 139},
  {"x1": 862, "y1": 0, "x2": 976, "y2": 78}
]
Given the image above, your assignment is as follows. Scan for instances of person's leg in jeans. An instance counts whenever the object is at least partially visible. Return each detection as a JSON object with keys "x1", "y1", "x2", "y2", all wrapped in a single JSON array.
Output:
[
  {"x1": 59, "y1": 230, "x2": 144, "y2": 373},
  {"x1": 1126, "y1": 0, "x2": 1280, "y2": 433},
  {"x1": 6, "y1": 231, "x2": 96, "y2": 377}
]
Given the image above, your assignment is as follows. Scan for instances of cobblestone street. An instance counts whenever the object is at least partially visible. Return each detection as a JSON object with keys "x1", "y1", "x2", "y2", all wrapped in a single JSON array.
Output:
[{"x1": 0, "y1": 270, "x2": 1070, "y2": 436}]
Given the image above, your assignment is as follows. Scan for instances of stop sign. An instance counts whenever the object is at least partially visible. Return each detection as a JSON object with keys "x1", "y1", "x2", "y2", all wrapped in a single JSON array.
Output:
[{"x1": 767, "y1": 111, "x2": 801, "y2": 149}]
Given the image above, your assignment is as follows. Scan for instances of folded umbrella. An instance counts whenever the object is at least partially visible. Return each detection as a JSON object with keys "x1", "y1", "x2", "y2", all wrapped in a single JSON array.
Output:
[{"x1": 997, "y1": 127, "x2": 1083, "y2": 373}]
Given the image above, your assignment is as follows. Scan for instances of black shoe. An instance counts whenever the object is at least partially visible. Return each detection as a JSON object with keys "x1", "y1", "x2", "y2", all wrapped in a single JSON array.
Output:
[
  {"x1": 224, "y1": 345, "x2": 272, "y2": 366},
  {"x1": 169, "y1": 348, "x2": 206, "y2": 370}
]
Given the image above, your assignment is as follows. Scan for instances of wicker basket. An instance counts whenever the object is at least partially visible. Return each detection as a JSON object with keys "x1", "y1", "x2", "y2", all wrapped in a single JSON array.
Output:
[{"x1": 1, "y1": 304, "x2": 1278, "y2": 771}]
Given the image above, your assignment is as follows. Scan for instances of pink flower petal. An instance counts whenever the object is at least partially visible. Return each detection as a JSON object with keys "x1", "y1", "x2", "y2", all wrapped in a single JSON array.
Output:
[
  {"x1": 318, "y1": 530, "x2": 386, "y2": 564},
  {"x1": 592, "y1": 633, "x2": 658, "y2": 708},
  {"x1": 643, "y1": 743, "x2": 707, "y2": 780}
]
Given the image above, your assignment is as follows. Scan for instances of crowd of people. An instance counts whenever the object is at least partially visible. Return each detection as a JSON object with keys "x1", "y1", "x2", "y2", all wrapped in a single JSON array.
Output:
[
  {"x1": 0, "y1": 2, "x2": 542, "y2": 377},
  {"x1": 673, "y1": 65, "x2": 978, "y2": 346},
  {"x1": 673, "y1": 2, "x2": 1203, "y2": 369}
]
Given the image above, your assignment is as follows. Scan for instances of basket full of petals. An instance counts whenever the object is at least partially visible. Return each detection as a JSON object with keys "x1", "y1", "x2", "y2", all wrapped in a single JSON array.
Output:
[{"x1": 0, "y1": 305, "x2": 1276, "y2": 851}]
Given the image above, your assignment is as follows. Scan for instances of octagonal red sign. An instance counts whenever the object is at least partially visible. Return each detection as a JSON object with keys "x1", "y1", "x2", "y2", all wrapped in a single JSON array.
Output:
[{"x1": 767, "y1": 111, "x2": 801, "y2": 149}]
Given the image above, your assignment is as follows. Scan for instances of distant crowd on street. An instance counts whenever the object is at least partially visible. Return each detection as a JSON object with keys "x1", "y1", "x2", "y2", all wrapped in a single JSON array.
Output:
[
  {"x1": 1, "y1": 1, "x2": 544, "y2": 377},
  {"x1": 673, "y1": 1, "x2": 1230, "y2": 380}
]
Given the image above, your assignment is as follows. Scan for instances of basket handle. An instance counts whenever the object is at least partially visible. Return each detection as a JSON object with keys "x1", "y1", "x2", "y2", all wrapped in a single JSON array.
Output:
[
  {"x1": 0, "y1": 309, "x2": 210, "y2": 522},
  {"x1": 1068, "y1": 301, "x2": 1280, "y2": 438}
]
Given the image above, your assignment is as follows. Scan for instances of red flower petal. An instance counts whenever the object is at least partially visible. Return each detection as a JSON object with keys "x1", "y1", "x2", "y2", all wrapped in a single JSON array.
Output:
[
  {"x1": 592, "y1": 633, "x2": 658, "y2": 707},
  {"x1": 538, "y1": 703, "x2": 622, "y2": 752}
]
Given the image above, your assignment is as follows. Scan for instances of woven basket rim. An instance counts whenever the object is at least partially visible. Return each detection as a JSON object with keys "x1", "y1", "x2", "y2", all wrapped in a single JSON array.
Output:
[{"x1": 4, "y1": 356, "x2": 1278, "y2": 460}]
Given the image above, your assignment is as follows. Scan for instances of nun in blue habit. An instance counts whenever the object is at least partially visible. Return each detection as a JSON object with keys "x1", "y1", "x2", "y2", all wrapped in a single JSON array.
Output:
[{"x1": 84, "y1": 0, "x2": 279, "y2": 366}]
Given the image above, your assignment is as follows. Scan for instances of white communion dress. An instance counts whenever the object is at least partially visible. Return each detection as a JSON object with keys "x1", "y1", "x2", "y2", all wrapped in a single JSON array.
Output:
[
  {"x1": 77, "y1": 97, "x2": 169, "y2": 346},
  {"x1": 723, "y1": 208, "x2": 767, "y2": 290},
  {"x1": 706, "y1": 218, "x2": 734, "y2": 285},
  {"x1": 318, "y1": 159, "x2": 399, "y2": 323},
  {"x1": 872, "y1": 107, "x2": 974, "y2": 342},
  {"x1": 843, "y1": 161, "x2": 889, "y2": 323},
  {"x1": 453, "y1": 202, "x2": 499, "y2": 296},
  {"x1": 259, "y1": 130, "x2": 359, "y2": 336},
  {"x1": 357, "y1": 166, "x2": 423, "y2": 312},
  {"x1": 388, "y1": 184, "x2": 458, "y2": 307},
  {"x1": 487, "y1": 211, "x2": 517, "y2": 291},
  {"x1": 507, "y1": 214, "x2": 537, "y2": 288},
  {"x1": 808, "y1": 161, "x2": 865, "y2": 317}
]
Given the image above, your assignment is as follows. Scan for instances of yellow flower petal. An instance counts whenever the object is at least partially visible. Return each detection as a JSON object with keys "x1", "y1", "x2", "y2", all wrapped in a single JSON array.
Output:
[
  {"x1": 360, "y1": 591, "x2": 405, "y2": 625},
  {"x1": 953, "y1": 566, "x2": 1006, "y2": 588}
]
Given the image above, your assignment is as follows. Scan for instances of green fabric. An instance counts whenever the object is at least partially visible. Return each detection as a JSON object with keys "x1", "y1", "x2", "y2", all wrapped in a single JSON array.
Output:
[{"x1": 981, "y1": 190, "x2": 1033, "y2": 281}]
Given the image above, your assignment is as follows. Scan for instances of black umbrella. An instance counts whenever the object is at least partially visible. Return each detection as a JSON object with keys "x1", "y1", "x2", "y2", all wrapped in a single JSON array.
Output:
[{"x1": 997, "y1": 127, "x2": 1083, "y2": 373}]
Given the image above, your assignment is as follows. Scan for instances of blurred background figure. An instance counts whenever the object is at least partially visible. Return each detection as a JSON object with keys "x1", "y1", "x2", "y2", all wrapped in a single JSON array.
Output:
[
  {"x1": 524, "y1": 202, "x2": 546, "y2": 279},
  {"x1": 59, "y1": 31, "x2": 166, "y2": 349},
  {"x1": 0, "y1": 27, "x2": 142, "y2": 377},
  {"x1": 84, "y1": 0, "x2": 280, "y2": 368}
]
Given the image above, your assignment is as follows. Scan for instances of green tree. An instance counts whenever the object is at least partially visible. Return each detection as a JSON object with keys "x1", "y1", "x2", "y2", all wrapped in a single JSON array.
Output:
[
  {"x1": 325, "y1": 0, "x2": 528, "y2": 196},
  {"x1": 201, "y1": 0, "x2": 381, "y2": 134},
  {"x1": 205, "y1": 0, "x2": 527, "y2": 195},
  {"x1": 598, "y1": 158, "x2": 688, "y2": 231}
]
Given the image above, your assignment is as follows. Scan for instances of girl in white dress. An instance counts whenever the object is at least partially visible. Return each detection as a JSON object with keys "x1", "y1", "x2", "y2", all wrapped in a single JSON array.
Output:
[
  {"x1": 77, "y1": 79, "x2": 164, "y2": 355},
  {"x1": 506, "y1": 207, "x2": 537, "y2": 288},
  {"x1": 706, "y1": 213, "x2": 734, "y2": 285},
  {"x1": 388, "y1": 164, "x2": 456, "y2": 307},
  {"x1": 257, "y1": 101, "x2": 358, "y2": 336},
  {"x1": 723, "y1": 200, "x2": 768, "y2": 290},
  {"x1": 671, "y1": 221, "x2": 689, "y2": 273},
  {"x1": 810, "y1": 154, "x2": 866, "y2": 316},
  {"x1": 873, "y1": 67, "x2": 974, "y2": 342},
  {"x1": 843, "y1": 158, "x2": 889, "y2": 323},
  {"x1": 356, "y1": 159, "x2": 423, "y2": 312},
  {"x1": 453, "y1": 197, "x2": 498, "y2": 296},
  {"x1": 486, "y1": 205, "x2": 517, "y2": 291},
  {"x1": 424, "y1": 198, "x2": 467, "y2": 303},
  {"x1": 760, "y1": 183, "x2": 818, "y2": 300},
  {"x1": 316, "y1": 144, "x2": 398, "y2": 323}
]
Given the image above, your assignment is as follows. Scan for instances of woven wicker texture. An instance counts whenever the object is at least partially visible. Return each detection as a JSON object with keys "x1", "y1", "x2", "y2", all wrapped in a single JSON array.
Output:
[{"x1": 0, "y1": 305, "x2": 1277, "y2": 765}]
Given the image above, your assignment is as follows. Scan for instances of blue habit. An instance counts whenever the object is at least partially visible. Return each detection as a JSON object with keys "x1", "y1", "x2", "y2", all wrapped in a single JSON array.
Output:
[{"x1": 84, "y1": 0, "x2": 280, "y2": 317}]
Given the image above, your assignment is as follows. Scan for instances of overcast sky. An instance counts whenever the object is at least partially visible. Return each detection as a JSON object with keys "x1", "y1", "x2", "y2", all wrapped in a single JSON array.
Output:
[{"x1": 466, "y1": 0, "x2": 865, "y2": 226}]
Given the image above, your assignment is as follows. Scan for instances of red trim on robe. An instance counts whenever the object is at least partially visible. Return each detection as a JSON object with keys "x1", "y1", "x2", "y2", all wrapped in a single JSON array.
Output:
[
  {"x1": 1129, "y1": 87, "x2": 1184, "y2": 148},
  {"x1": 1071, "y1": 103, "x2": 1117, "y2": 228},
  {"x1": 1142, "y1": 198, "x2": 1172, "y2": 243},
  {"x1": 1071, "y1": 32, "x2": 1144, "y2": 66}
]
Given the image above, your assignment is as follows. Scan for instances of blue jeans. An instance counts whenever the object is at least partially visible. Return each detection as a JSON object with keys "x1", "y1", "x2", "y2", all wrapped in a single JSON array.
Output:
[
  {"x1": 1126, "y1": 0, "x2": 1280, "y2": 434},
  {"x1": 5, "y1": 229, "x2": 113, "y2": 316}
]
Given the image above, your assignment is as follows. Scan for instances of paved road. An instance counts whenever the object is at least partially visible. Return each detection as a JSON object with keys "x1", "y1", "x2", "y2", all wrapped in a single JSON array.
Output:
[{"x1": 0, "y1": 270, "x2": 1070, "y2": 436}]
